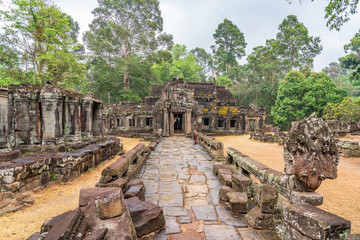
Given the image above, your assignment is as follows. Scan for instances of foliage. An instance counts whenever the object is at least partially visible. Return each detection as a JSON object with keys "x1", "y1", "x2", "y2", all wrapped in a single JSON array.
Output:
[
  {"x1": 190, "y1": 47, "x2": 214, "y2": 81},
  {"x1": 340, "y1": 30, "x2": 360, "y2": 86},
  {"x1": 270, "y1": 15, "x2": 322, "y2": 71},
  {"x1": 151, "y1": 44, "x2": 202, "y2": 83},
  {"x1": 83, "y1": 0, "x2": 173, "y2": 90},
  {"x1": 323, "y1": 96, "x2": 360, "y2": 122},
  {"x1": 271, "y1": 71, "x2": 347, "y2": 130},
  {"x1": 0, "y1": 0, "x2": 85, "y2": 89},
  {"x1": 211, "y1": 19, "x2": 246, "y2": 74},
  {"x1": 216, "y1": 75, "x2": 233, "y2": 88}
]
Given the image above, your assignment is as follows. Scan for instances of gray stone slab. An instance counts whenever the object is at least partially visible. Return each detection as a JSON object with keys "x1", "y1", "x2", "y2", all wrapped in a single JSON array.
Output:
[
  {"x1": 165, "y1": 217, "x2": 181, "y2": 235},
  {"x1": 145, "y1": 193, "x2": 159, "y2": 205},
  {"x1": 159, "y1": 181, "x2": 182, "y2": 194},
  {"x1": 204, "y1": 225, "x2": 240, "y2": 240},
  {"x1": 189, "y1": 175, "x2": 206, "y2": 184},
  {"x1": 159, "y1": 194, "x2": 183, "y2": 207},
  {"x1": 163, "y1": 206, "x2": 188, "y2": 217},
  {"x1": 237, "y1": 229, "x2": 262, "y2": 240},
  {"x1": 178, "y1": 216, "x2": 192, "y2": 224},
  {"x1": 192, "y1": 205, "x2": 217, "y2": 221}
]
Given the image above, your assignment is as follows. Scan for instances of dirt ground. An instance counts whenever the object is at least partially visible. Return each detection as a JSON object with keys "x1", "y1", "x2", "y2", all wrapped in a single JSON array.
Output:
[
  {"x1": 216, "y1": 135, "x2": 360, "y2": 234},
  {"x1": 337, "y1": 135, "x2": 360, "y2": 143},
  {"x1": 0, "y1": 138, "x2": 149, "y2": 240}
]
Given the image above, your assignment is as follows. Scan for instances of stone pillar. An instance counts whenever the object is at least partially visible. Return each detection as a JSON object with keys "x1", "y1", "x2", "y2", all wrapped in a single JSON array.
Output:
[
  {"x1": 64, "y1": 97, "x2": 82, "y2": 143},
  {"x1": 185, "y1": 111, "x2": 192, "y2": 135},
  {"x1": 92, "y1": 102, "x2": 102, "y2": 137},
  {"x1": 81, "y1": 99, "x2": 93, "y2": 140},
  {"x1": 0, "y1": 87, "x2": 8, "y2": 149},
  {"x1": 41, "y1": 90, "x2": 64, "y2": 145},
  {"x1": 163, "y1": 108, "x2": 169, "y2": 137},
  {"x1": 245, "y1": 117, "x2": 250, "y2": 133},
  {"x1": 170, "y1": 112, "x2": 174, "y2": 136}
]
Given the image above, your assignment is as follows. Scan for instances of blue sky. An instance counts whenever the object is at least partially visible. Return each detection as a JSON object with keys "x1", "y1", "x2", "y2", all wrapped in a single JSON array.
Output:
[{"x1": 3, "y1": 0, "x2": 360, "y2": 71}]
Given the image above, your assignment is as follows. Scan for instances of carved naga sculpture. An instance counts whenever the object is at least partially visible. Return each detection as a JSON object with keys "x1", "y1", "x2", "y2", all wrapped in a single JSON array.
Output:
[{"x1": 284, "y1": 113, "x2": 339, "y2": 191}]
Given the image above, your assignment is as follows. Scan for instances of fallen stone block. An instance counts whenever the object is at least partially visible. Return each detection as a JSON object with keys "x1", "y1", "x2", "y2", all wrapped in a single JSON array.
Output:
[
  {"x1": 219, "y1": 186, "x2": 233, "y2": 202},
  {"x1": 26, "y1": 232, "x2": 42, "y2": 240},
  {"x1": 148, "y1": 142, "x2": 157, "y2": 151},
  {"x1": 79, "y1": 187, "x2": 120, "y2": 207},
  {"x1": 227, "y1": 192, "x2": 248, "y2": 213},
  {"x1": 102, "y1": 156, "x2": 129, "y2": 177},
  {"x1": 0, "y1": 206, "x2": 21, "y2": 216},
  {"x1": 125, "y1": 185, "x2": 145, "y2": 201},
  {"x1": 95, "y1": 189, "x2": 123, "y2": 220},
  {"x1": 127, "y1": 178, "x2": 144, "y2": 190},
  {"x1": 283, "y1": 203, "x2": 351, "y2": 239},
  {"x1": 126, "y1": 197, "x2": 165, "y2": 238},
  {"x1": 244, "y1": 206, "x2": 279, "y2": 230},
  {"x1": 259, "y1": 184, "x2": 278, "y2": 214}
]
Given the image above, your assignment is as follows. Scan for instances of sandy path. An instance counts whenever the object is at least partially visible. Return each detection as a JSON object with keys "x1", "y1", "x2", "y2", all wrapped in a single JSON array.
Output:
[
  {"x1": 216, "y1": 135, "x2": 360, "y2": 234},
  {"x1": 0, "y1": 138, "x2": 149, "y2": 240}
]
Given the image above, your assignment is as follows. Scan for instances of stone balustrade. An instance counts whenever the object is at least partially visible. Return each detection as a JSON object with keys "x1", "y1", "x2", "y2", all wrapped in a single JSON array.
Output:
[
  {"x1": 0, "y1": 138, "x2": 122, "y2": 201},
  {"x1": 193, "y1": 130, "x2": 224, "y2": 161}
]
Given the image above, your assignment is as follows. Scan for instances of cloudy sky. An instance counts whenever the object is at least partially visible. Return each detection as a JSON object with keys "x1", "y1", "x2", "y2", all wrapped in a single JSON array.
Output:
[{"x1": 4, "y1": 0, "x2": 360, "y2": 71}]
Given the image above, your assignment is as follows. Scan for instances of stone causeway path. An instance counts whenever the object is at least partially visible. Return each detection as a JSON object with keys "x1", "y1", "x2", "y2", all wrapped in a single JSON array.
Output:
[{"x1": 137, "y1": 136, "x2": 279, "y2": 240}]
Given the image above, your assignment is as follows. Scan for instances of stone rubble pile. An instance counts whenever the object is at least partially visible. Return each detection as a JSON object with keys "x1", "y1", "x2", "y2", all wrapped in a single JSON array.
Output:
[{"x1": 27, "y1": 140, "x2": 165, "y2": 240}]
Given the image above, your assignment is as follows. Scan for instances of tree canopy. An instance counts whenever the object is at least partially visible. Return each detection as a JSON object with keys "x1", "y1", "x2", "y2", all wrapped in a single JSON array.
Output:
[
  {"x1": 0, "y1": 0, "x2": 85, "y2": 89},
  {"x1": 271, "y1": 71, "x2": 347, "y2": 130}
]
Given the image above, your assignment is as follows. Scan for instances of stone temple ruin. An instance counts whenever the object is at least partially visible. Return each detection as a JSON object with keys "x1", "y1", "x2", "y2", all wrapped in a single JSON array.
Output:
[
  {"x1": 106, "y1": 78, "x2": 265, "y2": 138},
  {"x1": 0, "y1": 81, "x2": 358, "y2": 239}
]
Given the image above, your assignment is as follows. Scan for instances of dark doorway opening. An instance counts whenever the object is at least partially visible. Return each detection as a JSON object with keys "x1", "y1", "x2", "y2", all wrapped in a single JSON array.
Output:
[{"x1": 174, "y1": 113, "x2": 183, "y2": 132}]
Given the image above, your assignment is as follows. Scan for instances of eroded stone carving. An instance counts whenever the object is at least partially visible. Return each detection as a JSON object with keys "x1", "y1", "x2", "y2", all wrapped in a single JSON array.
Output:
[{"x1": 284, "y1": 113, "x2": 339, "y2": 191}]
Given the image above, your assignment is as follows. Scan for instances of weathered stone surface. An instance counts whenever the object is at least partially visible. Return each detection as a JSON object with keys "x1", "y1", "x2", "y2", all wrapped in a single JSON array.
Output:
[
  {"x1": 95, "y1": 190, "x2": 123, "y2": 220},
  {"x1": 219, "y1": 172, "x2": 232, "y2": 187},
  {"x1": 203, "y1": 225, "x2": 240, "y2": 240},
  {"x1": 26, "y1": 232, "x2": 42, "y2": 240},
  {"x1": 0, "y1": 150, "x2": 21, "y2": 162},
  {"x1": 192, "y1": 205, "x2": 217, "y2": 221},
  {"x1": 284, "y1": 113, "x2": 339, "y2": 191},
  {"x1": 213, "y1": 163, "x2": 225, "y2": 175},
  {"x1": 227, "y1": 192, "x2": 248, "y2": 214},
  {"x1": 0, "y1": 206, "x2": 21, "y2": 216},
  {"x1": 162, "y1": 206, "x2": 187, "y2": 217},
  {"x1": 165, "y1": 217, "x2": 181, "y2": 234},
  {"x1": 83, "y1": 228, "x2": 108, "y2": 240},
  {"x1": 168, "y1": 233, "x2": 205, "y2": 240},
  {"x1": 219, "y1": 186, "x2": 233, "y2": 202},
  {"x1": 127, "y1": 178, "x2": 144, "y2": 190},
  {"x1": 259, "y1": 184, "x2": 278, "y2": 214},
  {"x1": 125, "y1": 185, "x2": 145, "y2": 201},
  {"x1": 126, "y1": 197, "x2": 165, "y2": 237},
  {"x1": 237, "y1": 229, "x2": 263, "y2": 240},
  {"x1": 159, "y1": 194, "x2": 183, "y2": 207},
  {"x1": 216, "y1": 204, "x2": 247, "y2": 228},
  {"x1": 103, "y1": 156, "x2": 129, "y2": 177},
  {"x1": 283, "y1": 203, "x2": 351, "y2": 239},
  {"x1": 232, "y1": 174, "x2": 252, "y2": 192},
  {"x1": 178, "y1": 216, "x2": 192, "y2": 224},
  {"x1": 276, "y1": 222, "x2": 312, "y2": 240},
  {"x1": 244, "y1": 206, "x2": 279, "y2": 230},
  {"x1": 79, "y1": 187, "x2": 119, "y2": 207},
  {"x1": 289, "y1": 191, "x2": 323, "y2": 206}
]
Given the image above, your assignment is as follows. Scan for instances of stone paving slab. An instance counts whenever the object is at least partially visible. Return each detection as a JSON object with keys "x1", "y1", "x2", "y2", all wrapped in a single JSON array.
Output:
[{"x1": 138, "y1": 136, "x2": 279, "y2": 240}]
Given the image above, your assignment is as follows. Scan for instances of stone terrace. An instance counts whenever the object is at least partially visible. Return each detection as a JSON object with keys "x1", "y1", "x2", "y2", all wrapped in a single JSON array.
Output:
[{"x1": 137, "y1": 136, "x2": 278, "y2": 239}]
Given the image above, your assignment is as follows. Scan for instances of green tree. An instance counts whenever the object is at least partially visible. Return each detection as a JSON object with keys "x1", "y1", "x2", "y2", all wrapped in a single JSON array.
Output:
[
  {"x1": 211, "y1": 19, "x2": 246, "y2": 74},
  {"x1": 0, "y1": 0, "x2": 85, "y2": 89},
  {"x1": 271, "y1": 71, "x2": 347, "y2": 130},
  {"x1": 190, "y1": 47, "x2": 214, "y2": 81},
  {"x1": 271, "y1": 15, "x2": 322, "y2": 71},
  {"x1": 289, "y1": 0, "x2": 359, "y2": 30},
  {"x1": 340, "y1": 30, "x2": 360, "y2": 86},
  {"x1": 216, "y1": 75, "x2": 233, "y2": 88},
  {"x1": 151, "y1": 44, "x2": 202, "y2": 83},
  {"x1": 323, "y1": 96, "x2": 360, "y2": 122},
  {"x1": 84, "y1": 0, "x2": 173, "y2": 90}
]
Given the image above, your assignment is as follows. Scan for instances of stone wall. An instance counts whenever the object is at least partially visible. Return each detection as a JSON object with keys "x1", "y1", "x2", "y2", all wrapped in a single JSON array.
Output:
[
  {"x1": 0, "y1": 84, "x2": 104, "y2": 152},
  {"x1": 193, "y1": 130, "x2": 224, "y2": 161},
  {"x1": 0, "y1": 138, "x2": 122, "y2": 201}
]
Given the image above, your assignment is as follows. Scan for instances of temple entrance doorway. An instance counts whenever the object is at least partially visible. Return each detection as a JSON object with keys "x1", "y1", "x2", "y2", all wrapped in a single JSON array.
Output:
[{"x1": 174, "y1": 113, "x2": 183, "y2": 133}]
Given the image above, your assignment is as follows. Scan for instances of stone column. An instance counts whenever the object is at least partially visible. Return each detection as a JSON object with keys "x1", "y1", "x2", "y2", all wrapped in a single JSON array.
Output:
[
  {"x1": 170, "y1": 112, "x2": 174, "y2": 136},
  {"x1": 245, "y1": 117, "x2": 250, "y2": 133},
  {"x1": 185, "y1": 111, "x2": 192, "y2": 135},
  {"x1": 163, "y1": 108, "x2": 169, "y2": 137},
  {"x1": 64, "y1": 97, "x2": 82, "y2": 143},
  {"x1": 92, "y1": 102, "x2": 102, "y2": 137},
  {"x1": 0, "y1": 87, "x2": 8, "y2": 149},
  {"x1": 81, "y1": 99, "x2": 93, "y2": 140},
  {"x1": 41, "y1": 90, "x2": 64, "y2": 145}
]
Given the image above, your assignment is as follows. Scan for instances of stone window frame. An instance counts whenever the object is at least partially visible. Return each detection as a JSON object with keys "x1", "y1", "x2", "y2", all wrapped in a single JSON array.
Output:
[
  {"x1": 202, "y1": 117, "x2": 210, "y2": 126},
  {"x1": 146, "y1": 117, "x2": 153, "y2": 126},
  {"x1": 230, "y1": 119, "x2": 236, "y2": 128},
  {"x1": 218, "y1": 119, "x2": 225, "y2": 128},
  {"x1": 129, "y1": 118, "x2": 136, "y2": 127},
  {"x1": 117, "y1": 119, "x2": 121, "y2": 127}
]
